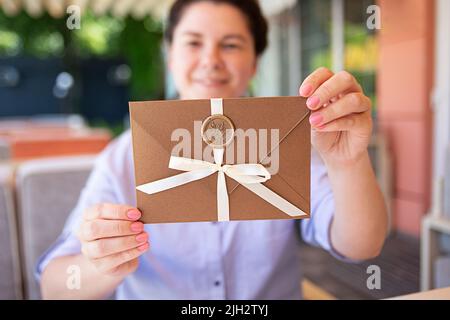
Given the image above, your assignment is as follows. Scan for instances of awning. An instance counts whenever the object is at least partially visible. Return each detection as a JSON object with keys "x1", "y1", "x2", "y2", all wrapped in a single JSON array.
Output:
[{"x1": 0, "y1": 0, "x2": 298, "y2": 19}]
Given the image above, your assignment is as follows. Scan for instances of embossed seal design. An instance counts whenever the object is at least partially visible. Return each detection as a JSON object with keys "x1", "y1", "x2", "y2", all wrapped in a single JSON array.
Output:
[{"x1": 201, "y1": 114, "x2": 235, "y2": 148}]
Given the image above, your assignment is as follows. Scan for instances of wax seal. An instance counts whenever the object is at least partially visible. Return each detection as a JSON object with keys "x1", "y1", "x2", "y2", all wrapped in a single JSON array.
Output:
[{"x1": 201, "y1": 114, "x2": 235, "y2": 148}]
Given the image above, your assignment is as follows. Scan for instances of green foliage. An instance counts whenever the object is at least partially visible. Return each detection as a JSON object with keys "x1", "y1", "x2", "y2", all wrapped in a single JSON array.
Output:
[
  {"x1": 311, "y1": 49, "x2": 332, "y2": 71},
  {"x1": 0, "y1": 10, "x2": 165, "y2": 100},
  {"x1": 0, "y1": 11, "x2": 66, "y2": 57},
  {"x1": 72, "y1": 12, "x2": 124, "y2": 57},
  {"x1": 88, "y1": 119, "x2": 125, "y2": 138},
  {"x1": 119, "y1": 16, "x2": 165, "y2": 100},
  {"x1": 0, "y1": 29, "x2": 21, "y2": 55},
  {"x1": 345, "y1": 23, "x2": 368, "y2": 45}
]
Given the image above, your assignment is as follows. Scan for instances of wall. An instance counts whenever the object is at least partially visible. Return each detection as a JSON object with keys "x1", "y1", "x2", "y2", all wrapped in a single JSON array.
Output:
[{"x1": 377, "y1": 0, "x2": 434, "y2": 236}]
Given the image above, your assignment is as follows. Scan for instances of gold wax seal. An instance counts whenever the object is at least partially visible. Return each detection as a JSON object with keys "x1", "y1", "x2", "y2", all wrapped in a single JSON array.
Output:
[{"x1": 201, "y1": 114, "x2": 235, "y2": 148}]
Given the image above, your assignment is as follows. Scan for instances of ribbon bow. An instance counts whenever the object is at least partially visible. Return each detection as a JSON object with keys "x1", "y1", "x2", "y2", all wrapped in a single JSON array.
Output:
[{"x1": 137, "y1": 148, "x2": 273, "y2": 221}]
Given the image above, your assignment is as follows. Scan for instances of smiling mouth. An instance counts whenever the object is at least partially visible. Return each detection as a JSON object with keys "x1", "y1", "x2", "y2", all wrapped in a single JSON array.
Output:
[{"x1": 194, "y1": 78, "x2": 229, "y2": 87}]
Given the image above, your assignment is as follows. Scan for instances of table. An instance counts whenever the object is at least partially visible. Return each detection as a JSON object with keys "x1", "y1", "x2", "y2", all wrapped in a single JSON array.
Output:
[
  {"x1": 388, "y1": 286, "x2": 450, "y2": 300},
  {"x1": 0, "y1": 127, "x2": 111, "y2": 160}
]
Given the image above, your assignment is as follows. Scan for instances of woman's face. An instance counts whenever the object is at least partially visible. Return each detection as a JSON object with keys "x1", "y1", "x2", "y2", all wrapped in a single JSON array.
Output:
[{"x1": 168, "y1": 1, "x2": 258, "y2": 99}]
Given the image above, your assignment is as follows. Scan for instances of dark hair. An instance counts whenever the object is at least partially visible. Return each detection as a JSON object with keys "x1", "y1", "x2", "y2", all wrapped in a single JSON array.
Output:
[{"x1": 164, "y1": 0, "x2": 268, "y2": 57}]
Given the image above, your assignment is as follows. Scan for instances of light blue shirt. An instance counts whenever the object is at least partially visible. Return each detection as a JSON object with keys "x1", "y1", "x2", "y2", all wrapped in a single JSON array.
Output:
[{"x1": 36, "y1": 130, "x2": 348, "y2": 299}]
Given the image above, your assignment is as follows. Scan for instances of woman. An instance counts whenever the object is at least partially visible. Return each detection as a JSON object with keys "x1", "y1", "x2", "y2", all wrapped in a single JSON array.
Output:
[{"x1": 38, "y1": 0, "x2": 387, "y2": 299}]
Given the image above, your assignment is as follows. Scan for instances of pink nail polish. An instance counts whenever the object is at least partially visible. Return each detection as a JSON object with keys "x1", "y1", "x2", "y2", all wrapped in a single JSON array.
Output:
[
  {"x1": 309, "y1": 113, "x2": 323, "y2": 126},
  {"x1": 138, "y1": 242, "x2": 149, "y2": 251},
  {"x1": 127, "y1": 209, "x2": 141, "y2": 220},
  {"x1": 131, "y1": 222, "x2": 144, "y2": 232},
  {"x1": 136, "y1": 233, "x2": 148, "y2": 243},
  {"x1": 306, "y1": 96, "x2": 320, "y2": 109},
  {"x1": 300, "y1": 83, "x2": 313, "y2": 96}
]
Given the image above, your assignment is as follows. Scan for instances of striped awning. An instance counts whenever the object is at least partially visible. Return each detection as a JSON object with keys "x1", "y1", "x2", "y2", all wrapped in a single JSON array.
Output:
[
  {"x1": 0, "y1": 0, "x2": 297, "y2": 19},
  {"x1": 0, "y1": 0, "x2": 174, "y2": 19}
]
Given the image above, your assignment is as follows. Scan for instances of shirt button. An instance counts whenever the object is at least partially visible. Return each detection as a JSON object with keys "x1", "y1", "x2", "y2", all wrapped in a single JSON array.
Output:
[{"x1": 214, "y1": 281, "x2": 221, "y2": 286}]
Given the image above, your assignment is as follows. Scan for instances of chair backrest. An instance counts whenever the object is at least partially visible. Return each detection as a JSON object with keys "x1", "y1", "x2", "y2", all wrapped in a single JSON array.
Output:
[
  {"x1": 0, "y1": 165, "x2": 23, "y2": 299},
  {"x1": 15, "y1": 155, "x2": 96, "y2": 299},
  {"x1": 0, "y1": 139, "x2": 10, "y2": 161}
]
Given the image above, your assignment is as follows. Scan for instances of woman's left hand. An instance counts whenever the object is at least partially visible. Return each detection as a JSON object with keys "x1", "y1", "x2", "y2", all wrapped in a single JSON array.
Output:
[{"x1": 299, "y1": 67, "x2": 373, "y2": 167}]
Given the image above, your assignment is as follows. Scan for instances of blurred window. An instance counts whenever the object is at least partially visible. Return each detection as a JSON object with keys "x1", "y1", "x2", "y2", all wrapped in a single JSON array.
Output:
[
  {"x1": 254, "y1": 0, "x2": 377, "y2": 119},
  {"x1": 343, "y1": 0, "x2": 377, "y2": 116},
  {"x1": 299, "y1": 0, "x2": 332, "y2": 80},
  {"x1": 299, "y1": 0, "x2": 376, "y2": 114}
]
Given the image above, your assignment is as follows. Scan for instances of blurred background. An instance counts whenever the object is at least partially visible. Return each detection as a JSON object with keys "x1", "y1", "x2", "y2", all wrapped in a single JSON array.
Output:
[{"x1": 0, "y1": 0, "x2": 449, "y2": 300}]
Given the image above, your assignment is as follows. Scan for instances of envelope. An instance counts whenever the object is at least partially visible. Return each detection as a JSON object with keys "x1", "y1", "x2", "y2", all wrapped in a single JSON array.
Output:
[{"x1": 129, "y1": 96, "x2": 310, "y2": 224}]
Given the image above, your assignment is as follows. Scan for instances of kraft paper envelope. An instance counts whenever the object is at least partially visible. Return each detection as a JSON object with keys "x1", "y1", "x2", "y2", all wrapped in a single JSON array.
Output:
[{"x1": 129, "y1": 96, "x2": 310, "y2": 224}]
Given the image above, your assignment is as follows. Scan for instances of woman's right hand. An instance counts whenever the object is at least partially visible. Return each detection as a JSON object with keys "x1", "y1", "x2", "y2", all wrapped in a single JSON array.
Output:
[{"x1": 76, "y1": 203, "x2": 149, "y2": 278}]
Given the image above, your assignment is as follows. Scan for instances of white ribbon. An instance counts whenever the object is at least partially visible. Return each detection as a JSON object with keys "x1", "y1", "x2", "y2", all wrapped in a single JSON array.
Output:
[{"x1": 136, "y1": 98, "x2": 308, "y2": 221}]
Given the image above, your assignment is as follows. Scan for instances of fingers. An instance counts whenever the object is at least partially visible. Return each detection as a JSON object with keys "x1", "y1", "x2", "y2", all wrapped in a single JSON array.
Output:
[
  {"x1": 90, "y1": 243, "x2": 150, "y2": 275},
  {"x1": 300, "y1": 68, "x2": 362, "y2": 111},
  {"x1": 309, "y1": 93, "x2": 371, "y2": 128},
  {"x1": 77, "y1": 203, "x2": 149, "y2": 277},
  {"x1": 81, "y1": 232, "x2": 149, "y2": 259},
  {"x1": 299, "y1": 67, "x2": 334, "y2": 97},
  {"x1": 84, "y1": 203, "x2": 141, "y2": 221},
  {"x1": 313, "y1": 112, "x2": 372, "y2": 132},
  {"x1": 80, "y1": 219, "x2": 144, "y2": 241}
]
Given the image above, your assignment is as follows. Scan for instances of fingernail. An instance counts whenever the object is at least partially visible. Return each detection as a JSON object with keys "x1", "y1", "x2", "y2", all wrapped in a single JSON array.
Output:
[
  {"x1": 306, "y1": 95, "x2": 320, "y2": 109},
  {"x1": 127, "y1": 209, "x2": 141, "y2": 220},
  {"x1": 309, "y1": 113, "x2": 323, "y2": 126},
  {"x1": 138, "y1": 242, "x2": 149, "y2": 251},
  {"x1": 300, "y1": 83, "x2": 313, "y2": 96},
  {"x1": 135, "y1": 233, "x2": 148, "y2": 243},
  {"x1": 131, "y1": 222, "x2": 144, "y2": 232}
]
